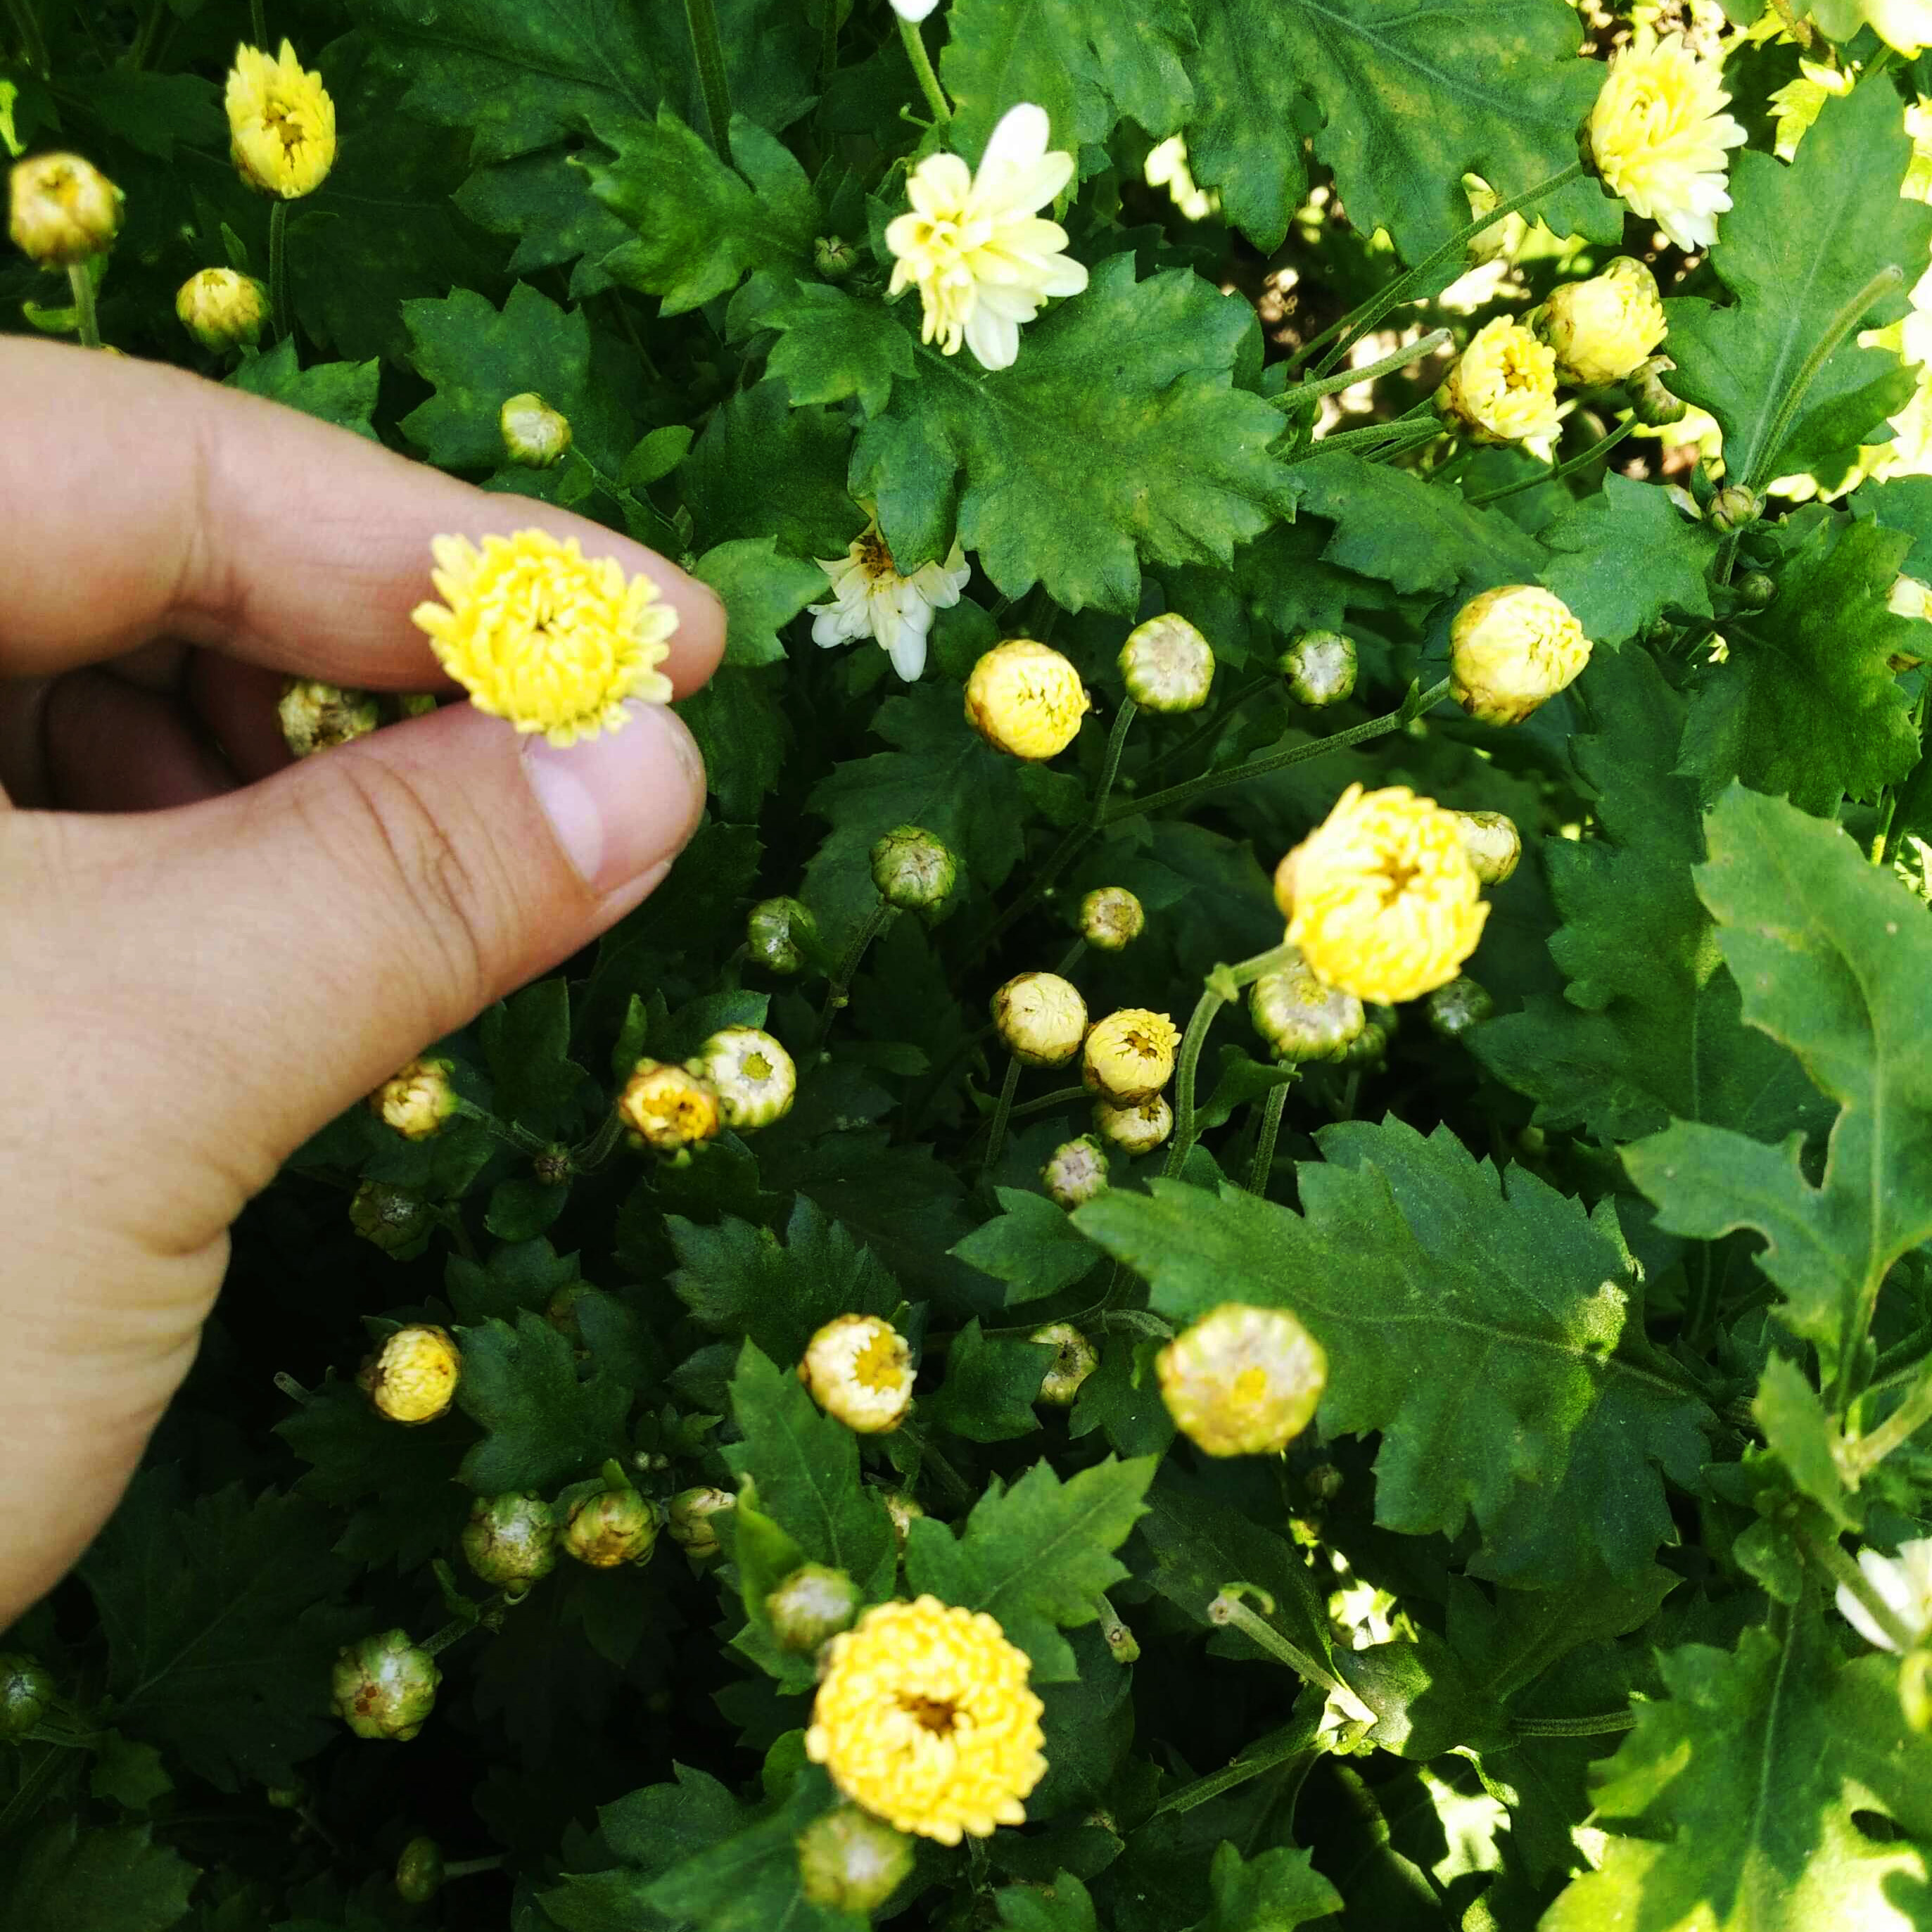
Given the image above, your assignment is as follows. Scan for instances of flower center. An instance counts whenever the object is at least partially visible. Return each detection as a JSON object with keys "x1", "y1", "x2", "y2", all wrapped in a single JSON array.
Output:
[
  {"x1": 853, "y1": 1334, "x2": 903, "y2": 1391},
  {"x1": 1231, "y1": 1365, "x2": 1269, "y2": 1408},
  {"x1": 902, "y1": 1694, "x2": 961, "y2": 1735},
  {"x1": 858, "y1": 530, "x2": 896, "y2": 578},
  {"x1": 744, "y1": 1051, "x2": 773, "y2": 1082},
  {"x1": 265, "y1": 103, "x2": 305, "y2": 153}
]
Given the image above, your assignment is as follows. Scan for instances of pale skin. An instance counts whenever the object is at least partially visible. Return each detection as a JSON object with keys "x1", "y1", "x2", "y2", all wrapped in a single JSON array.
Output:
[{"x1": 0, "y1": 341, "x2": 725, "y2": 1629}]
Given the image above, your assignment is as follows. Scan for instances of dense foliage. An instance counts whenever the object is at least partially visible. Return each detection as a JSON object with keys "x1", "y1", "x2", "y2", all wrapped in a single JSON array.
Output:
[{"x1": 10, "y1": 1, "x2": 1932, "y2": 1927}]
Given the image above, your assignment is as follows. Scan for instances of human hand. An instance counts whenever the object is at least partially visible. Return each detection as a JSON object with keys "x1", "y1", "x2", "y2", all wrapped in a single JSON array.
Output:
[{"x1": 0, "y1": 339, "x2": 723, "y2": 1627}]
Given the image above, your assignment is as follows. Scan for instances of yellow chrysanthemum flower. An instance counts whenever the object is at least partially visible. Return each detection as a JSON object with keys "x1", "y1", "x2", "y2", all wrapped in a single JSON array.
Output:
[
  {"x1": 175, "y1": 267, "x2": 269, "y2": 352},
  {"x1": 885, "y1": 103, "x2": 1088, "y2": 371},
  {"x1": 8, "y1": 152, "x2": 122, "y2": 267},
  {"x1": 1449, "y1": 585, "x2": 1593, "y2": 726},
  {"x1": 1092, "y1": 1093, "x2": 1172, "y2": 1155},
  {"x1": 410, "y1": 529, "x2": 678, "y2": 747},
  {"x1": 617, "y1": 1059, "x2": 721, "y2": 1154},
  {"x1": 367, "y1": 1057, "x2": 458, "y2": 1140},
  {"x1": 1587, "y1": 28, "x2": 1744, "y2": 253},
  {"x1": 1539, "y1": 257, "x2": 1667, "y2": 387},
  {"x1": 1157, "y1": 1303, "x2": 1327, "y2": 1457},
  {"x1": 800, "y1": 1315, "x2": 916, "y2": 1433},
  {"x1": 1082, "y1": 1008, "x2": 1181, "y2": 1105},
  {"x1": 805, "y1": 1596, "x2": 1046, "y2": 1844},
  {"x1": 1278, "y1": 785, "x2": 1488, "y2": 1003},
  {"x1": 963, "y1": 640, "x2": 1091, "y2": 759},
  {"x1": 361, "y1": 1324, "x2": 462, "y2": 1425},
  {"x1": 1436, "y1": 318, "x2": 1561, "y2": 445},
  {"x1": 225, "y1": 40, "x2": 336, "y2": 200}
]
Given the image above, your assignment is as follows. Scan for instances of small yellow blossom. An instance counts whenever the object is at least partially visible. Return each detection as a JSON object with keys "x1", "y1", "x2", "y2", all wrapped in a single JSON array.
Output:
[
  {"x1": 1437, "y1": 318, "x2": 1561, "y2": 445},
  {"x1": 805, "y1": 1596, "x2": 1047, "y2": 1844},
  {"x1": 964, "y1": 640, "x2": 1091, "y2": 759},
  {"x1": 1082, "y1": 1008, "x2": 1181, "y2": 1105},
  {"x1": 175, "y1": 267, "x2": 268, "y2": 351},
  {"x1": 8, "y1": 152, "x2": 122, "y2": 267},
  {"x1": 1587, "y1": 28, "x2": 1744, "y2": 253},
  {"x1": 618, "y1": 1060, "x2": 722, "y2": 1154},
  {"x1": 811, "y1": 520, "x2": 971, "y2": 682},
  {"x1": 801, "y1": 1315, "x2": 916, "y2": 1434},
  {"x1": 361, "y1": 1325, "x2": 462, "y2": 1425},
  {"x1": 1119, "y1": 614, "x2": 1215, "y2": 713},
  {"x1": 411, "y1": 529, "x2": 677, "y2": 746},
  {"x1": 885, "y1": 103, "x2": 1088, "y2": 371},
  {"x1": 367, "y1": 1057, "x2": 458, "y2": 1140},
  {"x1": 1539, "y1": 257, "x2": 1667, "y2": 387},
  {"x1": 690, "y1": 1026, "x2": 796, "y2": 1132},
  {"x1": 1092, "y1": 1093, "x2": 1171, "y2": 1155},
  {"x1": 992, "y1": 972, "x2": 1088, "y2": 1067},
  {"x1": 1450, "y1": 585, "x2": 1592, "y2": 726},
  {"x1": 1157, "y1": 1303, "x2": 1326, "y2": 1457},
  {"x1": 225, "y1": 40, "x2": 336, "y2": 199},
  {"x1": 1278, "y1": 785, "x2": 1488, "y2": 1004},
  {"x1": 1079, "y1": 886, "x2": 1144, "y2": 951}
]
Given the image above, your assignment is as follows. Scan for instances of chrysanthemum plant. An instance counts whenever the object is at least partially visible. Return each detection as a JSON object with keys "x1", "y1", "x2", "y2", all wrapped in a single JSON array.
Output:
[{"x1": 13, "y1": 1, "x2": 1932, "y2": 1926}]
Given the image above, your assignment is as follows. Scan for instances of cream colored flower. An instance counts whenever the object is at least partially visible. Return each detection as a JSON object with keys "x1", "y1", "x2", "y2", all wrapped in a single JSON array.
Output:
[
  {"x1": 367, "y1": 1057, "x2": 458, "y2": 1140},
  {"x1": 1144, "y1": 136, "x2": 1219, "y2": 222},
  {"x1": 500, "y1": 393, "x2": 572, "y2": 469},
  {"x1": 1082, "y1": 1009, "x2": 1181, "y2": 1105},
  {"x1": 1041, "y1": 1135, "x2": 1109, "y2": 1208},
  {"x1": 1450, "y1": 585, "x2": 1592, "y2": 726},
  {"x1": 1837, "y1": 1538, "x2": 1932, "y2": 1652},
  {"x1": 1119, "y1": 614, "x2": 1215, "y2": 713},
  {"x1": 1453, "y1": 809, "x2": 1523, "y2": 886},
  {"x1": 805, "y1": 1596, "x2": 1046, "y2": 1843},
  {"x1": 1539, "y1": 257, "x2": 1667, "y2": 387},
  {"x1": 1587, "y1": 28, "x2": 1745, "y2": 253},
  {"x1": 1437, "y1": 318, "x2": 1561, "y2": 445},
  {"x1": 618, "y1": 1060, "x2": 723, "y2": 1153},
  {"x1": 225, "y1": 39, "x2": 336, "y2": 199},
  {"x1": 1092, "y1": 1093, "x2": 1171, "y2": 1155},
  {"x1": 992, "y1": 972, "x2": 1088, "y2": 1067},
  {"x1": 1812, "y1": 0, "x2": 1932, "y2": 54},
  {"x1": 690, "y1": 1027, "x2": 796, "y2": 1131},
  {"x1": 801, "y1": 1315, "x2": 916, "y2": 1434},
  {"x1": 964, "y1": 640, "x2": 1090, "y2": 758},
  {"x1": 1157, "y1": 1303, "x2": 1326, "y2": 1457},
  {"x1": 885, "y1": 103, "x2": 1088, "y2": 371},
  {"x1": 360, "y1": 1326, "x2": 461, "y2": 1425},
  {"x1": 811, "y1": 520, "x2": 971, "y2": 681}
]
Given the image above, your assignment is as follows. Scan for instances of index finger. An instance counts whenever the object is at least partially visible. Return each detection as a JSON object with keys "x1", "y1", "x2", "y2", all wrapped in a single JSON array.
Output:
[{"x1": 0, "y1": 338, "x2": 724, "y2": 698}]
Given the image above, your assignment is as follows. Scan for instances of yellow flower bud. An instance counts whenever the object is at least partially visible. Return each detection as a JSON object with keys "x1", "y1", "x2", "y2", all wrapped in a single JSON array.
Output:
[
  {"x1": 8, "y1": 153, "x2": 122, "y2": 267},
  {"x1": 992, "y1": 972, "x2": 1088, "y2": 1068},
  {"x1": 799, "y1": 1314, "x2": 915, "y2": 1434},
  {"x1": 1081, "y1": 1008, "x2": 1180, "y2": 1105},
  {"x1": 1249, "y1": 951, "x2": 1365, "y2": 1063},
  {"x1": 1156, "y1": 1303, "x2": 1326, "y2": 1456},
  {"x1": 564, "y1": 1487, "x2": 659, "y2": 1568},
  {"x1": 1436, "y1": 318, "x2": 1561, "y2": 445},
  {"x1": 618, "y1": 1059, "x2": 723, "y2": 1154},
  {"x1": 1279, "y1": 630, "x2": 1356, "y2": 708},
  {"x1": 1092, "y1": 1092, "x2": 1172, "y2": 1156},
  {"x1": 1538, "y1": 257, "x2": 1666, "y2": 388},
  {"x1": 690, "y1": 1027, "x2": 796, "y2": 1131},
  {"x1": 1031, "y1": 1322, "x2": 1098, "y2": 1405},
  {"x1": 226, "y1": 40, "x2": 336, "y2": 199},
  {"x1": 360, "y1": 1325, "x2": 461, "y2": 1425},
  {"x1": 1041, "y1": 1135, "x2": 1109, "y2": 1209},
  {"x1": 1079, "y1": 886, "x2": 1144, "y2": 951},
  {"x1": 367, "y1": 1057, "x2": 458, "y2": 1140},
  {"x1": 964, "y1": 640, "x2": 1091, "y2": 760},
  {"x1": 1119, "y1": 614, "x2": 1215, "y2": 713},
  {"x1": 667, "y1": 1487, "x2": 735, "y2": 1560},
  {"x1": 1449, "y1": 586, "x2": 1591, "y2": 727},
  {"x1": 277, "y1": 678, "x2": 380, "y2": 758},
  {"x1": 1454, "y1": 809, "x2": 1523, "y2": 886},
  {"x1": 500, "y1": 391, "x2": 572, "y2": 469},
  {"x1": 174, "y1": 267, "x2": 268, "y2": 352}
]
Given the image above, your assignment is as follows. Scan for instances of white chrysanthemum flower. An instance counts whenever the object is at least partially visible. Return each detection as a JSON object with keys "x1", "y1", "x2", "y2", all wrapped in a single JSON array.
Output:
[
  {"x1": 811, "y1": 521, "x2": 970, "y2": 681},
  {"x1": 890, "y1": 0, "x2": 941, "y2": 16},
  {"x1": 1837, "y1": 1538, "x2": 1932, "y2": 1652},
  {"x1": 885, "y1": 103, "x2": 1088, "y2": 371}
]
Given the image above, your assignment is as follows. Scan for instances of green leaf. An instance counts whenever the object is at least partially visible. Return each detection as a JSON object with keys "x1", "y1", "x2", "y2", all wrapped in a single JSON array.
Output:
[
  {"x1": 903, "y1": 1456, "x2": 1156, "y2": 1679},
  {"x1": 678, "y1": 669, "x2": 790, "y2": 820},
  {"x1": 1753, "y1": 1354, "x2": 1861, "y2": 1532},
  {"x1": 1474, "y1": 645, "x2": 1823, "y2": 1144},
  {"x1": 1537, "y1": 474, "x2": 1719, "y2": 649},
  {"x1": 854, "y1": 255, "x2": 1295, "y2": 613},
  {"x1": 80, "y1": 68, "x2": 222, "y2": 160},
  {"x1": 229, "y1": 339, "x2": 381, "y2": 440},
  {"x1": 544, "y1": 1764, "x2": 747, "y2": 1931},
  {"x1": 452, "y1": 146, "x2": 633, "y2": 299},
  {"x1": 453, "y1": 1312, "x2": 631, "y2": 1492},
  {"x1": 997, "y1": 1871, "x2": 1102, "y2": 1932},
  {"x1": 763, "y1": 280, "x2": 918, "y2": 417},
  {"x1": 681, "y1": 379, "x2": 865, "y2": 559},
  {"x1": 1678, "y1": 514, "x2": 1919, "y2": 813},
  {"x1": 1187, "y1": 1841, "x2": 1343, "y2": 1932},
  {"x1": 89, "y1": 1733, "x2": 174, "y2": 1814},
  {"x1": 587, "y1": 111, "x2": 818, "y2": 317},
  {"x1": 922, "y1": 1318, "x2": 1054, "y2": 1441},
  {"x1": 1667, "y1": 78, "x2": 1932, "y2": 488},
  {"x1": 1625, "y1": 785, "x2": 1932, "y2": 1373},
  {"x1": 1855, "y1": 471, "x2": 1932, "y2": 578},
  {"x1": 0, "y1": 1821, "x2": 198, "y2": 1932},
  {"x1": 1068, "y1": 1334, "x2": 1176, "y2": 1458},
  {"x1": 481, "y1": 979, "x2": 592, "y2": 1138},
  {"x1": 1079, "y1": 1126, "x2": 1715, "y2": 1587},
  {"x1": 692, "y1": 537, "x2": 825, "y2": 668},
  {"x1": 952, "y1": 1188, "x2": 1105, "y2": 1304}
]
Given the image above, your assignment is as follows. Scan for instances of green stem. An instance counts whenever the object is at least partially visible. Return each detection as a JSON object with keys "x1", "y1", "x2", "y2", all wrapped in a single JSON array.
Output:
[
  {"x1": 1163, "y1": 943, "x2": 1299, "y2": 1178},
  {"x1": 249, "y1": 0, "x2": 267, "y2": 42},
  {"x1": 1466, "y1": 417, "x2": 1638, "y2": 507},
  {"x1": 682, "y1": 0, "x2": 735, "y2": 164},
  {"x1": 128, "y1": 0, "x2": 169, "y2": 67},
  {"x1": 897, "y1": 13, "x2": 951, "y2": 127},
  {"x1": 443, "y1": 1855, "x2": 509, "y2": 1881},
  {"x1": 1245, "y1": 1079, "x2": 1292, "y2": 1195},
  {"x1": 1803, "y1": 1528, "x2": 1920, "y2": 1654},
  {"x1": 819, "y1": 0, "x2": 840, "y2": 91},
  {"x1": 812, "y1": 898, "x2": 893, "y2": 1050},
  {"x1": 1206, "y1": 1589, "x2": 1346, "y2": 1697},
  {"x1": 1008, "y1": 1083, "x2": 1088, "y2": 1120},
  {"x1": 1053, "y1": 937, "x2": 1086, "y2": 979},
  {"x1": 6, "y1": 0, "x2": 49, "y2": 74},
  {"x1": 1091, "y1": 697, "x2": 1138, "y2": 825},
  {"x1": 1833, "y1": 1261, "x2": 1888, "y2": 1421},
  {"x1": 1287, "y1": 417, "x2": 1441, "y2": 464},
  {"x1": 267, "y1": 198, "x2": 288, "y2": 341},
  {"x1": 1107, "y1": 678, "x2": 1453, "y2": 827},
  {"x1": 571, "y1": 1105, "x2": 628, "y2": 1172},
  {"x1": 981, "y1": 1057, "x2": 1022, "y2": 1177},
  {"x1": 1510, "y1": 1708, "x2": 1639, "y2": 1739},
  {"x1": 1148, "y1": 1714, "x2": 1324, "y2": 1817},
  {"x1": 1845, "y1": 1356, "x2": 1932, "y2": 1480},
  {"x1": 1144, "y1": 675, "x2": 1276, "y2": 784},
  {"x1": 1269, "y1": 329, "x2": 1452, "y2": 413},
  {"x1": 66, "y1": 263, "x2": 101, "y2": 350}
]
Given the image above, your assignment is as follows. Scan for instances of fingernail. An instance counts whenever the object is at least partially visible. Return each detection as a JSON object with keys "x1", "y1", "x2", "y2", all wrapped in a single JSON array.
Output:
[{"x1": 521, "y1": 702, "x2": 706, "y2": 895}]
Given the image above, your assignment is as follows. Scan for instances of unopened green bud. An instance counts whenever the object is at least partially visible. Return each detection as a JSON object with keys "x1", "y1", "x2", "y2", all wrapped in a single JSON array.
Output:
[
  {"x1": 1734, "y1": 571, "x2": 1777, "y2": 611},
  {"x1": 8, "y1": 153, "x2": 122, "y2": 267},
  {"x1": 870, "y1": 825, "x2": 957, "y2": 914},
  {"x1": 797, "y1": 1805, "x2": 915, "y2": 1913},
  {"x1": 531, "y1": 1144, "x2": 573, "y2": 1187},
  {"x1": 395, "y1": 1835, "x2": 445, "y2": 1904},
  {"x1": 748, "y1": 896, "x2": 819, "y2": 974},
  {"x1": 1032, "y1": 1323, "x2": 1098, "y2": 1406},
  {"x1": 462, "y1": 1492, "x2": 558, "y2": 1592},
  {"x1": 0, "y1": 1654, "x2": 55, "y2": 1740},
  {"x1": 1079, "y1": 886, "x2": 1144, "y2": 951},
  {"x1": 331, "y1": 1629, "x2": 440, "y2": 1741},
  {"x1": 766, "y1": 1563, "x2": 859, "y2": 1652},
  {"x1": 175, "y1": 267, "x2": 268, "y2": 351},
  {"x1": 564, "y1": 1486, "x2": 659, "y2": 1568},
  {"x1": 265, "y1": 1784, "x2": 305, "y2": 1810},
  {"x1": 1279, "y1": 630, "x2": 1357, "y2": 708},
  {"x1": 1307, "y1": 1463, "x2": 1344, "y2": 1503},
  {"x1": 814, "y1": 234, "x2": 858, "y2": 281},
  {"x1": 500, "y1": 391, "x2": 572, "y2": 469},
  {"x1": 1337, "y1": 1006, "x2": 1395, "y2": 1068},
  {"x1": 1425, "y1": 974, "x2": 1494, "y2": 1040},
  {"x1": 1119, "y1": 613, "x2": 1215, "y2": 713},
  {"x1": 1625, "y1": 355, "x2": 1687, "y2": 428},
  {"x1": 1041, "y1": 1135, "x2": 1109, "y2": 1210},
  {"x1": 278, "y1": 678, "x2": 380, "y2": 758},
  {"x1": 667, "y1": 1486, "x2": 735, "y2": 1560},
  {"x1": 1454, "y1": 809, "x2": 1522, "y2": 887},
  {"x1": 1706, "y1": 483, "x2": 1760, "y2": 535},
  {"x1": 1249, "y1": 951, "x2": 1365, "y2": 1064}
]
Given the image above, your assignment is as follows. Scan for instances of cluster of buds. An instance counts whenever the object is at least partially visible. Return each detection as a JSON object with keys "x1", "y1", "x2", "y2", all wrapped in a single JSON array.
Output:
[
  {"x1": 360, "y1": 1325, "x2": 462, "y2": 1425},
  {"x1": 1280, "y1": 630, "x2": 1356, "y2": 709},
  {"x1": 1079, "y1": 886, "x2": 1144, "y2": 952},
  {"x1": 1119, "y1": 614, "x2": 1215, "y2": 713},
  {"x1": 1080, "y1": 1010, "x2": 1180, "y2": 1157},
  {"x1": 278, "y1": 678, "x2": 381, "y2": 758},
  {"x1": 1031, "y1": 1323, "x2": 1098, "y2": 1406},
  {"x1": 500, "y1": 392, "x2": 573, "y2": 469},
  {"x1": 1041, "y1": 1135, "x2": 1108, "y2": 1209},
  {"x1": 367, "y1": 1055, "x2": 459, "y2": 1140},
  {"x1": 993, "y1": 971, "x2": 1088, "y2": 1068},
  {"x1": 800, "y1": 1313, "x2": 916, "y2": 1434},
  {"x1": 176, "y1": 267, "x2": 268, "y2": 352},
  {"x1": 331, "y1": 1629, "x2": 440, "y2": 1741},
  {"x1": 8, "y1": 152, "x2": 122, "y2": 268},
  {"x1": 871, "y1": 825, "x2": 958, "y2": 916},
  {"x1": 461, "y1": 1492, "x2": 558, "y2": 1596},
  {"x1": 767, "y1": 1563, "x2": 861, "y2": 1653},
  {"x1": 965, "y1": 640, "x2": 1091, "y2": 759}
]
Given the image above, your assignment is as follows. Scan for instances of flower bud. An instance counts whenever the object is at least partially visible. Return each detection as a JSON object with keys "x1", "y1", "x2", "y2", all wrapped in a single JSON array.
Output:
[
  {"x1": 1032, "y1": 1323, "x2": 1098, "y2": 1406},
  {"x1": 1249, "y1": 952, "x2": 1365, "y2": 1063},
  {"x1": 1435, "y1": 318, "x2": 1561, "y2": 445},
  {"x1": 1079, "y1": 886, "x2": 1144, "y2": 951},
  {"x1": 1337, "y1": 1005, "x2": 1397, "y2": 1068},
  {"x1": 1449, "y1": 586, "x2": 1591, "y2": 726},
  {"x1": 1279, "y1": 630, "x2": 1356, "y2": 708},
  {"x1": 1082, "y1": 1008, "x2": 1180, "y2": 1105},
  {"x1": 1461, "y1": 174, "x2": 1528, "y2": 265},
  {"x1": 331, "y1": 1629, "x2": 440, "y2": 1741},
  {"x1": 367, "y1": 1056, "x2": 459, "y2": 1140},
  {"x1": 564, "y1": 1486, "x2": 659, "y2": 1568},
  {"x1": 797, "y1": 1805, "x2": 915, "y2": 1913},
  {"x1": 618, "y1": 1058, "x2": 723, "y2": 1154},
  {"x1": 1537, "y1": 257, "x2": 1666, "y2": 387},
  {"x1": 870, "y1": 825, "x2": 958, "y2": 914},
  {"x1": 1735, "y1": 571, "x2": 1777, "y2": 611},
  {"x1": 766, "y1": 1563, "x2": 860, "y2": 1653},
  {"x1": 993, "y1": 972, "x2": 1088, "y2": 1068},
  {"x1": 0, "y1": 1653, "x2": 55, "y2": 1741},
  {"x1": 462, "y1": 1492, "x2": 558, "y2": 1592},
  {"x1": 881, "y1": 1489, "x2": 924, "y2": 1548},
  {"x1": 395, "y1": 1836, "x2": 445, "y2": 1904},
  {"x1": 814, "y1": 234, "x2": 858, "y2": 281},
  {"x1": 691, "y1": 1026, "x2": 796, "y2": 1131},
  {"x1": 360, "y1": 1325, "x2": 461, "y2": 1425},
  {"x1": 227, "y1": 41, "x2": 336, "y2": 199},
  {"x1": 1625, "y1": 354, "x2": 1688, "y2": 428},
  {"x1": 1157, "y1": 1303, "x2": 1327, "y2": 1457},
  {"x1": 964, "y1": 640, "x2": 1091, "y2": 759},
  {"x1": 1454, "y1": 809, "x2": 1522, "y2": 886},
  {"x1": 1425, "y1": 974, "x2": 1494, "y2": 1040},
  {"x1": 277, "y1": 678, "x2": 380, "y2": 758},
  {"x1": 800, "y1": 1314, "x2": 915, "y2": 1433},
  {"x1": 667, "y1": 1486, "x2": 735, "y2": 1560},
  {"x1": 748, "y1": 896, "x2": 819, "y2": 974},
  {"x1": 1706, "y1": 483, "x2": 1760, "y2": 535},
  {"x1": 350, "y1": 1181, "x2": 433, "y2": 1254},
  {"x1": 1092, "y1": 1093, "x2": 1172, "y2": 1156},
  {"x1": 500, "y1": 391, "x2": 573, "y2": 469},
  {"x1": 1119, "y1": 614, "x2": 1215, "y2": 713},
  {"x1": 175, "y1": 267, "x2": 269, "y2": 351},
  {"x1": 1042, "y1": 1135, "x2": 1109, "y2": 1209},
  {"x1": 8, "y1": 153, "x2": 122, "y2": 267}
]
